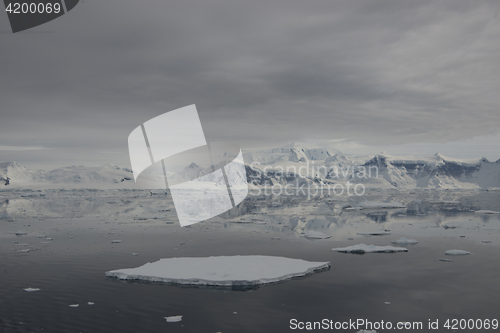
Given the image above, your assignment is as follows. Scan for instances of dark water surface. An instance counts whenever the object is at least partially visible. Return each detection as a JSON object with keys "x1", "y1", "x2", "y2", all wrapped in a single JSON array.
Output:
[{"x1": 1, "y1": 190, "x2": 500, "y2": 332}]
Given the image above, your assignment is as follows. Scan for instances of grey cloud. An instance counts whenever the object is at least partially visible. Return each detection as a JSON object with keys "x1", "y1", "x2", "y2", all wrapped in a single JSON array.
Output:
[{"x1": 1, "y1": 0, "x2": 500, "y2": 168}]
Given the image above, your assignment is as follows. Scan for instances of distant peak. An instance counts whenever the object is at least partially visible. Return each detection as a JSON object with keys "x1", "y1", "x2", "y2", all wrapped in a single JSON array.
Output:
[{"x1": 0, "y1": 161, "x2": 24, "y2": 168}]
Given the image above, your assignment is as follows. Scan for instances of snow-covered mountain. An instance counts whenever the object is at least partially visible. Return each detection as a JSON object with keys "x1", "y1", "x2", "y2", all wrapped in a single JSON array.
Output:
[
  {"x1": 0, "y1": 162, "x2": 136, "y2": 188},
  {"x1": 1, "y1": 143, "x2": 500, "y2": 189},
  {"x1": 0, "y1": 162, "x2": 43, "y2": 185},
  {"x1": 243, "y1": 142, "x2": 340, "y2": 165},
  {"x1": 244, "y1": 145, "x2": 500, "y2": 190}
]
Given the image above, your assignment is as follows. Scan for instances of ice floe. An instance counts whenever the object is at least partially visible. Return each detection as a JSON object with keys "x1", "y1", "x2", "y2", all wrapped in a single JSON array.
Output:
[
  {"x1": 357, "y1": 231, "x2": 391, "y2": 236},
  {"x1": 474, "y1": 210, "x2": 500, "y2": 214},
  {"x1": 391, "y1": 237, "x2": 418, "y2": 245},
  {"x1": 165, "y1": 315, "x2": 182, "y2": 322},
  {"x1": 304, "y1": 231, "x2": 331, "y2": 239},
  {"x1": 332, "y1": 244, "x2": 408, "y2": 254},
  {"x1": 23, "y1": 288, "x2": 40, "y2": 292},
  {"x1": 105, "y1": 255, "x2": 330, "y2": 287},
  {"x1": 359, "y1": 201, "x2": 405, "y2": 209},
  {"x1": 444, "y1": 250, "x2": 470, "y2": 256},
  {"x1": 69, "y1": 304, "x2": 79, "y2": 307}
]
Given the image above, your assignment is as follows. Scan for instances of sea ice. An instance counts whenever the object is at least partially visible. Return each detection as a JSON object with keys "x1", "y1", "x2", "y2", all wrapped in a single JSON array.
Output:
[
  {"x1": 111, "y1": 240, "x2": 122, "y2": 243},
  {"x1": 23, "y1": 288, "x2": 40, "y2": 292},
  {"x1": 304, "y1": 231, "x2": 331, "y2": 239},
  {"x1": 165, "y1": 315, "x2": 182, "y2": 322},
  {"x1": 105, "y1": 256, "x2": 330, "y2": 287},
  {"x1": 474, "y1": 210, "x2": 500, "y2": 214},
  {"x1": 69, "y1": 304, "x2": 79, "y2": 307},
  {"x1": 444, "y1": 250, "x2": 470, "y2": 256},
  {"x1": 357, "y1": 232, "x2": 391, "y2": 236},
  {"x1": 332, "y1": 244, "x2": 408, "y2": 254},
  {"x1": 359, "y1": 201, "x2": 405, "y2": 209},
  {"x1": 391, "y1": 237, "x2": 418, "y2": 245}
]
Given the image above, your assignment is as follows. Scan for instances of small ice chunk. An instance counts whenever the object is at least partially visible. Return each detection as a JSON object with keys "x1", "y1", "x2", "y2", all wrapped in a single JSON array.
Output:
[
  {"x1": 439, "y1": 258, "x2": 453, "y2": 262},
  {"x1": 357, "y1": 232, "x2": 391, "y2": 236},
  {"x1": 444, "y1": 250, "x2": 470, "y2": 256},
  {"x1": 36, "y1": 235, "x2": 47, "y2": 238},
  {"x1": 69, "y1": 304, "x2": 79, "y2": 307},
  {"x1": 304, "y1": 231, "x2": 331, "y2": 239},
  {"x1": 165, "y1": 315, "x2": 182, "y2": 322},
  {"x1": 23, "y1": 288, "x2": 40, "y2": 292},
  {"x1": 17, "y1": 249, "x2": 30, "y2": 253},
  {"x1": 391, "y1": 237, "x2": 418, "y2": 245},
  {"x1": 111, "y1": 240, "x2": 122, "y2": 243},
  {"x1": 332, "y1": 244, "x2": 407, "y2": 254},
  {"x1": 132, "y1": 253, "x2": 140, "y2": 256},
  {"x1": 87, "y1": 302, "x2": 94, "y2": 305},
  {"x1": 46, "y1": 238, "x2": 53, "y2": 241},
  {"x1": 14, "y1": 231, "x2": 27, "y2": 236},
  {"x1": 253, "y1": 221, "x2": 267, "y2": 225},
  {"x1": 482, "y1": 240, "x2": 492, "y2": 243}
]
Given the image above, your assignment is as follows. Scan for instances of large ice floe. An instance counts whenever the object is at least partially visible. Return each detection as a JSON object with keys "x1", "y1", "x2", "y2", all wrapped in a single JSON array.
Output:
[
  {"x1": 105, "y1": 256, "x2": 330, "y2": 288},
  {"x1": 332, "y1": 244, "x2": 408, "y2": 254}
]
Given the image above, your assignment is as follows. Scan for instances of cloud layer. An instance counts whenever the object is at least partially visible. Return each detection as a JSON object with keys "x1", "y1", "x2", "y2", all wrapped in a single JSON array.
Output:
[{"x1": 1, "y1": 0, "x2": 499, "y2": 167}]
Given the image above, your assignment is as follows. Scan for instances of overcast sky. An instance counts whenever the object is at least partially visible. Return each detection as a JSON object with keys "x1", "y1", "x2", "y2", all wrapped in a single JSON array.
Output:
[{"x1": 1, "y1": 0, "x2": 500, "y2": 169}]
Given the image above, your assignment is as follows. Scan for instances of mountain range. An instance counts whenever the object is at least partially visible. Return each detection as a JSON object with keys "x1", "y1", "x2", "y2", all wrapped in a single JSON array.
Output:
[{"x1": 1, "y1": 143, "x2": 499, "y2": 189}]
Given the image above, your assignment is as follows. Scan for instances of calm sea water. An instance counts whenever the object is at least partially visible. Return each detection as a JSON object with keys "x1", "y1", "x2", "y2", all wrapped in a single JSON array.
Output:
[{"x1": 1, "y1": 189, "x2": 500, "y2": 332}]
